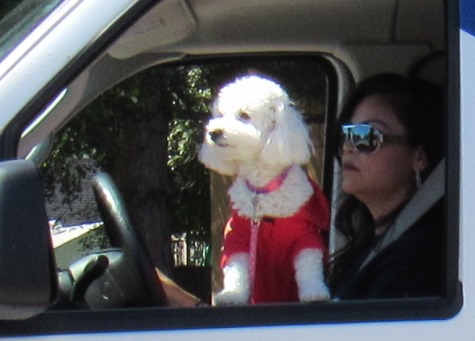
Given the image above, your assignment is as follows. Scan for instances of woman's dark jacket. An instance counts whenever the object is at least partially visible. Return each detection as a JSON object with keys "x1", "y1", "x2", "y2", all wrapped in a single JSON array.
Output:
[{"x1": 332, "y1": 201, "x2": 445, "y2": 299}]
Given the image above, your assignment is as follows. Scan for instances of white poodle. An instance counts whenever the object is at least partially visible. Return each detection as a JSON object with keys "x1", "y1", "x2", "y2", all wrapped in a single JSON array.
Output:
[{"x1": 199, "y1": 75, "x2": 330, "y2": 305}]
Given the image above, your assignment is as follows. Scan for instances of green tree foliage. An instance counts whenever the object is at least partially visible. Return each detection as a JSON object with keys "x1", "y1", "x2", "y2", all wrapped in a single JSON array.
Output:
[{"x1": 168, "y1": 118, "x2": 210, "y2": 239}]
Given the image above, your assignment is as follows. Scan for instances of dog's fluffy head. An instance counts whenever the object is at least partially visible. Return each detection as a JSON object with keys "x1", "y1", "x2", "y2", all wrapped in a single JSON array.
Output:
[{"x1": 198, "y1": 75, "x2": 313, "y2": 176}]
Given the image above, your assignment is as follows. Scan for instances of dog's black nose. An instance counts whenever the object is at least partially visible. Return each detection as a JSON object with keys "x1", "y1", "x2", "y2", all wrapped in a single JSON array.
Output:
[{"x1": 209, "y1": 129, "x2": 223, "y2": 143}]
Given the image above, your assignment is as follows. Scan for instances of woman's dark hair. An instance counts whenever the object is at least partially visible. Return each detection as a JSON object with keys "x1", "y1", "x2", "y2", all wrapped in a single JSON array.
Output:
[{"x1": 328, "y1": 73, "x2": 445, "y2": 290}]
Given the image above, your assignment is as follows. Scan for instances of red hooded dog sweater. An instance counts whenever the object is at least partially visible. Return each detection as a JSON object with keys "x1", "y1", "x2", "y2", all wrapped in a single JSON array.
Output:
[{"x1": 220, "y1": 179, "x2": 330, "y2": 303}]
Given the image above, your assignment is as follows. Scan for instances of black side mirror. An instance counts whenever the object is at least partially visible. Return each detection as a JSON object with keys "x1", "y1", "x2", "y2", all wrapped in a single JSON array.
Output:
[{"x1": 0, "y1": 160, "x2": 55, "y2": 320}]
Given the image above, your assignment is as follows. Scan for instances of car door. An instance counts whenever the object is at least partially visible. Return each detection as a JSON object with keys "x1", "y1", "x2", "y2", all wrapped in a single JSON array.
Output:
[{"x1": 0, "y1": 0, "x2": 468, "y2": 339}]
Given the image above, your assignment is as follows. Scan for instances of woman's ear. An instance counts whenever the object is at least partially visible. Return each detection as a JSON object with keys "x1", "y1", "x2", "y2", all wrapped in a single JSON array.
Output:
[{"x1": 413, "y1": 145, "x2": 429, "y2": 173}]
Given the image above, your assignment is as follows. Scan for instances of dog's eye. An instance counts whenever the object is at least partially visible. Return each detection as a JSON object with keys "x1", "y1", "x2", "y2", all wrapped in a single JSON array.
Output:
[{"x1": 238, "y1": 111, "x2": 251, "y2": 122}]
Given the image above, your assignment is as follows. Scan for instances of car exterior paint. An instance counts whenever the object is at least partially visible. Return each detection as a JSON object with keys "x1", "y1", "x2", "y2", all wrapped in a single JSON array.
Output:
[{"x1": 0, "y1": 0, "x2": 473, "y2": 339}]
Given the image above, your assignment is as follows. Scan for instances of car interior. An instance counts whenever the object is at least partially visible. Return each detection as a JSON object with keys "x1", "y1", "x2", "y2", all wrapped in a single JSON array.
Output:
[{"x1": 0, "y1": 0, "x2": 461, "y2": 334}]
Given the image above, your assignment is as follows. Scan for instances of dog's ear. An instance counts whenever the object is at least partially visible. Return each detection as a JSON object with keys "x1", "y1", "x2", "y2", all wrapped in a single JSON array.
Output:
[
  {"x1": 198, "y1": 144, "x2": 239, "y2": 176},
  {"x1": 260, "y1": 102, "x2": 313, "y2": 166}
]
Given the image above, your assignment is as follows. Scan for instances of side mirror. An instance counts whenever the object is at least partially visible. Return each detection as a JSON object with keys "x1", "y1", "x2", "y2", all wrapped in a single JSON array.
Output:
[{"x1": 0, "y1": 160, "x2": 55, "y2": 320}]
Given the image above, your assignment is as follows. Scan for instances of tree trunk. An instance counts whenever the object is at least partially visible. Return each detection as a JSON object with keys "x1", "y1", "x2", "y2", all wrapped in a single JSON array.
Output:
[{"x1": 115, "y1": 108, "x2": 173, "y2": 275}]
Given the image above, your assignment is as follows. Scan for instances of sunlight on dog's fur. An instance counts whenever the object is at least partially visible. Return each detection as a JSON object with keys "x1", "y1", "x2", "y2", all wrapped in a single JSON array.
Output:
[{"x1": 199, "y1": 75, "x2": 330, "y2": 305}]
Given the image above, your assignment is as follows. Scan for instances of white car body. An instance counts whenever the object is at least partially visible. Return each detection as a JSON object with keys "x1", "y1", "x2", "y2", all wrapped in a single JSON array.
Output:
[{"x1": 0, "y1": 0, "x2": 472, "y2": 339}]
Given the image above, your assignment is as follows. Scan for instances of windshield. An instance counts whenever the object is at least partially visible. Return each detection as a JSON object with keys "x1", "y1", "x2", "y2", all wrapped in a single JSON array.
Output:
[{"x1": 0, "y1": 0, "x2": 64, "y2": 62}]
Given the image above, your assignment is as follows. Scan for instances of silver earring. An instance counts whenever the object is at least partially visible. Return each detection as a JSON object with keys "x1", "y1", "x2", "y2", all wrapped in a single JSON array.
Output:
[{"x1": 416, "y1": 170, "x2": 422, "y2": 189}]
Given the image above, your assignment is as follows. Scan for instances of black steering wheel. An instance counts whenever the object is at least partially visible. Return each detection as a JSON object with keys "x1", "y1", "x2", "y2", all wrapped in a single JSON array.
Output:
[{"x1": 55, "y1": 172, "x2": 168, "y2": 309}]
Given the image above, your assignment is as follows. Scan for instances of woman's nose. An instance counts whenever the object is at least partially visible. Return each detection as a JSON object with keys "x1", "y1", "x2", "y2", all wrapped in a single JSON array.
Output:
[{"x1": 339, "y1": 137, "x2": 354, "y2": 156}]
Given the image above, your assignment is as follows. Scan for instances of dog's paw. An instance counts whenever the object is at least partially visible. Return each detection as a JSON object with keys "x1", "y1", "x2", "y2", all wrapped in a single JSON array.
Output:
[
  {"x1": 214, "y1": 289, "x2": 249, "y2": 306},
  {"x1": 299, "y1": 283, "x2": 330, "y2": 302},
  {"x1": 295, "y1": 249, "x2": 331, "y2": 302},
  {"x1": 215, "y1": 253, "x2": 250, "y2": 305}
]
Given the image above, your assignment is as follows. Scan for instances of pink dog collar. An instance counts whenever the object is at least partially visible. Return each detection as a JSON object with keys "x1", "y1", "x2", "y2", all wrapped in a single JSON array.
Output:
[{"x1": 245, "y1": 167, "x2": 292, "y2": 194}]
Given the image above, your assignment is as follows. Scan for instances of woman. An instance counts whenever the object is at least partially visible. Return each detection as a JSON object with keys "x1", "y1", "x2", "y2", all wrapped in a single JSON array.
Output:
[{"x1": 329, "y1": 73, "x2": 445, "y2": 299}]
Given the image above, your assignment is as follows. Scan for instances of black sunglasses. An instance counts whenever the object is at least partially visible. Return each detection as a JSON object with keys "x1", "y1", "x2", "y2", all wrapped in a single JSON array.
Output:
[{"x1": 339, "y1": 123, "x2": 407, "y2": 154}]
